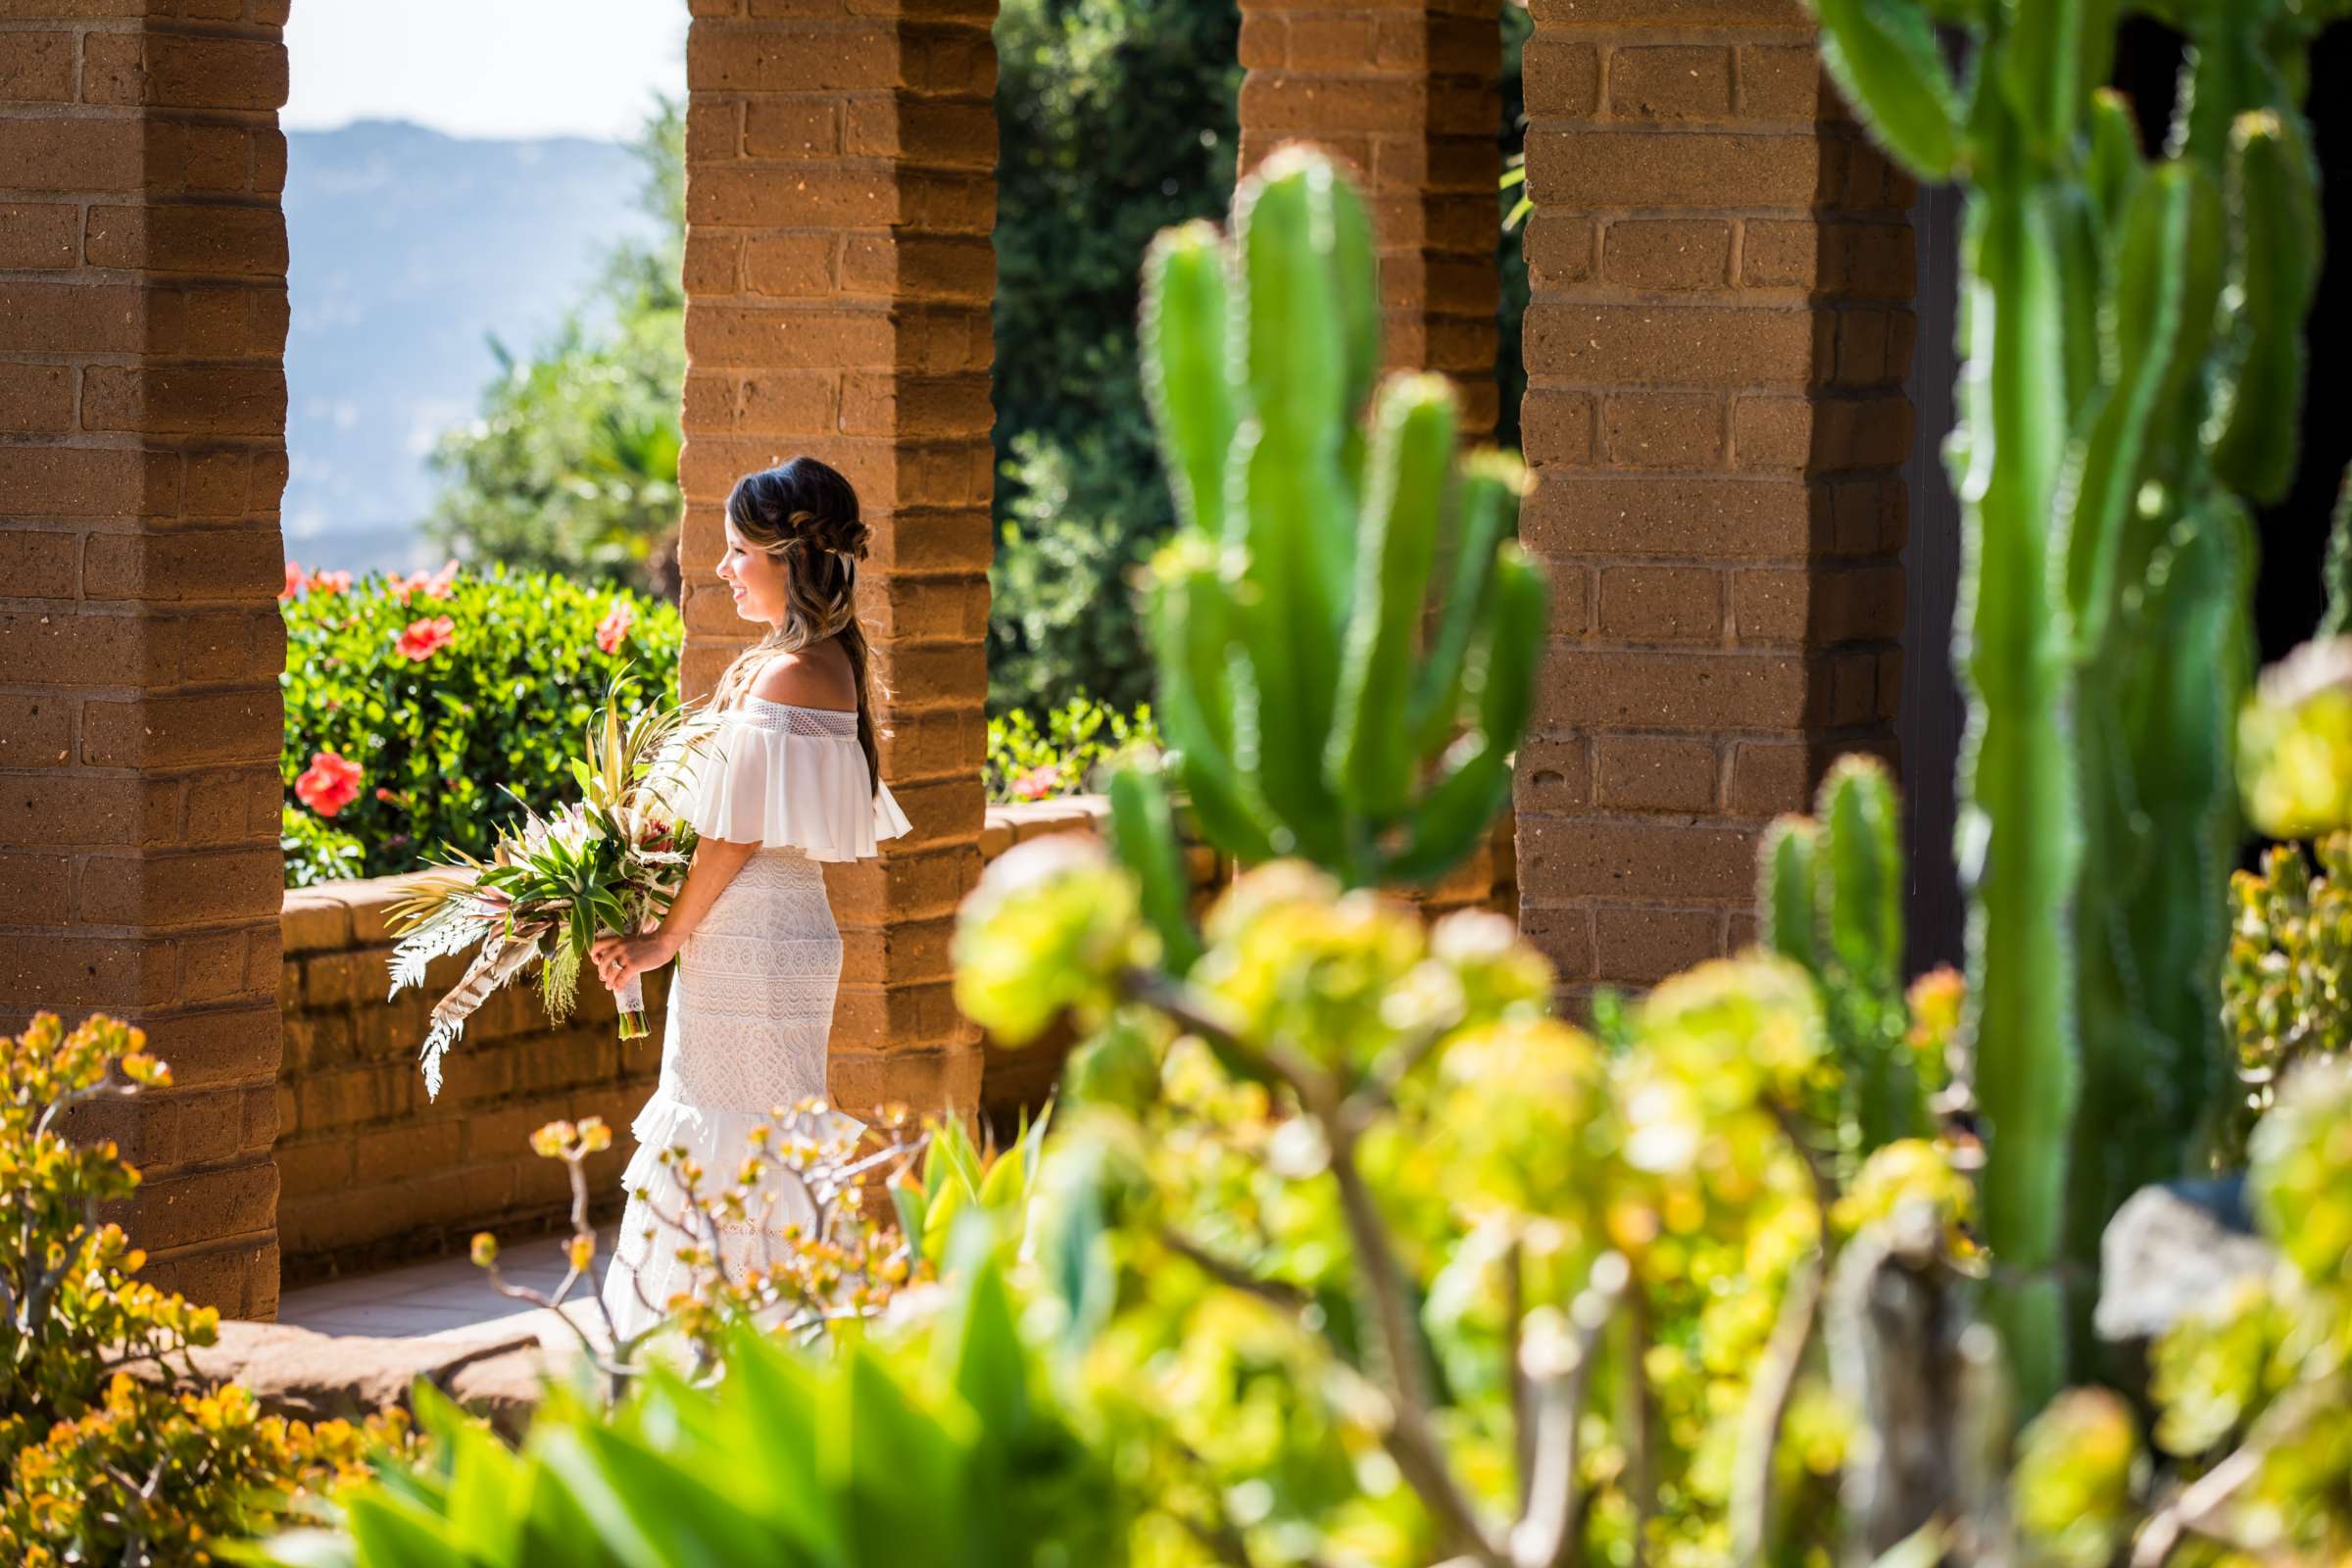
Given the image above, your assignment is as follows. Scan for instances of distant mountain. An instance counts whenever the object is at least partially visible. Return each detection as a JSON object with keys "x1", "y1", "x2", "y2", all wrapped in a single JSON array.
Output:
[{"x1": 283, "y1": 120, "x2": 659, "y2": 573}]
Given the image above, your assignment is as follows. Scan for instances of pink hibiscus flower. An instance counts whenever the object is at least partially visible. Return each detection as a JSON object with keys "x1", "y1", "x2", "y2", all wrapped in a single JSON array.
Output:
[
  {"x1": 423, "y1": 559, "x2": 461, "y2": 598},
  {"x1": 308, "y1": 568, "x2": 353, "y2": 595},
  {"x1": 294, "y1": 751, "x2": 363, "y2": 818},
  {"x1": 595, "y1": 601, "x2": 636, "y2": 656},
  {"x1": 280, "y1": 560, "x2": 305, "y2": 601},
  {"x1": 395, "y1": 614, "x2": 457, "y2": 662},
  {"x1": 1012, "y1": 763, "x2": 1060, "y2": 802}
]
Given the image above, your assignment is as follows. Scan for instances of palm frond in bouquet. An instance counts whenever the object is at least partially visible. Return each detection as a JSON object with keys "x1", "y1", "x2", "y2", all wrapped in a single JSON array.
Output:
[{"x1": 387, "y1": 673, "x2": 714, "y2": 1098}]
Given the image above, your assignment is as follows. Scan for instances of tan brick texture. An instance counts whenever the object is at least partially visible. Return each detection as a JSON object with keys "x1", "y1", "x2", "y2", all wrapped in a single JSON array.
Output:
[
  {"x1": 681, "y1": 0, "x2": 994, "y2": 1118},
  {"x1": 0, "y1": 2, "x2": 291, "y2": 1317},
  {"x1": 1237, "y1": 0, "x2": 1504, "y2": 437},
  {"x1": 1513, "y1": 0, "x2": 1912, "y2": 1002},
  {"x1": 270, "y1": 875, "x2": 665, "y2": 1283}
]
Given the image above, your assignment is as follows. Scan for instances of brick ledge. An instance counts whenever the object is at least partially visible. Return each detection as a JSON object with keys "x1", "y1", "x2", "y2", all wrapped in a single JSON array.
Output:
[{"x1": 282, "y1": 798, "x2": 1119, "y2": 949}]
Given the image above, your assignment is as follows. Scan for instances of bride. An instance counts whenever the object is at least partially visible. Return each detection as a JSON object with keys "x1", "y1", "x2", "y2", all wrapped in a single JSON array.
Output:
[{"x1": 587, "y1": 456, "x2": 909, "y2": 1345}]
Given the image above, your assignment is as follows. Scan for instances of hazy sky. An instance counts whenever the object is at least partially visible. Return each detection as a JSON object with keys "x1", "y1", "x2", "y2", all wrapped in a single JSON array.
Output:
[{"x1": 282, "y1": 2, "x2": 687, "y2": 141}]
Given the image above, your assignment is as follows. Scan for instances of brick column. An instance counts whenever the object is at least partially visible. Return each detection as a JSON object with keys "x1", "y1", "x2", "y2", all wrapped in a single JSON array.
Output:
[
  {"x1": 0, "y1": 4, "x2": 291, "y2": 1315},
  {"x1": 1513, "y1": 1, "x2": 1912, "y2": 1001},
  {"x1": 678, "y1": 0, "x2": 994, "y2": 1114},
  {"x1": 1237, "y1": 0, "x2": 1502, "y2": 435}
]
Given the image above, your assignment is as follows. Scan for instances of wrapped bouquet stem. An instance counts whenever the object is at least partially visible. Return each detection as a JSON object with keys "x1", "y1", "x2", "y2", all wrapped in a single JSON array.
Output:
[
  {"x1": 386, "y1": 677, "x2": 709, "y2": 1096},
  {"x1": 605, "y1": 922, "x2": 652, "y2": 1040}
]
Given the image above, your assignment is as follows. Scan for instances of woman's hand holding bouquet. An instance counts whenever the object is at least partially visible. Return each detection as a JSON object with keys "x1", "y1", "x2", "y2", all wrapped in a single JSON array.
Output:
[{"x1": 385, "y1": 676, "x2": 710, "y2": 1098}]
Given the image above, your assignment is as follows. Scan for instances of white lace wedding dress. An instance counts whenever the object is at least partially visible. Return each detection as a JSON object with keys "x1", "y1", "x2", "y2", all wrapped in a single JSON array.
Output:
[{"x1": 600, "y1": 696, "x2": 909, "y2": 1344}]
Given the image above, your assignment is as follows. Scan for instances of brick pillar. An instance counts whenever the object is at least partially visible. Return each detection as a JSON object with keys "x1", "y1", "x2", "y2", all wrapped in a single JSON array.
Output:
[
  {"x1": 0, "y1": 5, "x2": 291, "y2": 1315},
  {"x1": 1513, "y1": 2, "x2": 1913, "y2": 1002},
  {"x1": 678, "y1": 0, "x2": 994, "y2": 1114},
  {"x1": 1237, "y1": 0, "x2": 1502, "y2": 436}
]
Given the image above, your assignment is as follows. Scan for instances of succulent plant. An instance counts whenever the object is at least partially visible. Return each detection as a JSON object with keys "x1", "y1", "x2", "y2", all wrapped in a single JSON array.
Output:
[
  {"x1": 1119, "y1": 147, "x2": 1544, "y2": 900},
  {"x1": 1806, "y1": 0, "x2": 2337, "y2": 1410}
]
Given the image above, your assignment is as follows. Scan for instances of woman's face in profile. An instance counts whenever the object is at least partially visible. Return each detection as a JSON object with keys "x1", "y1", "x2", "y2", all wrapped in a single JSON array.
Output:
[{"x1": 716, "y1": 519, "x2": 788, "y2": 626}]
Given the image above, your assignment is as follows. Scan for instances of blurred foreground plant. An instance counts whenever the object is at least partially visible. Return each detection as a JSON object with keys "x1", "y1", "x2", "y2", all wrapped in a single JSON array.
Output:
[
  {"x1": 2217, "y1": 832, "x2": 2352, "y2": 1165},
  {"x1": 250, "y1": 1259, "x2": 1127, "y2": 1568},
  {"x1": 1805, "y1": 0, "x2": 2344, "y2": 1405},
  {"x1": 958, "y1": 810, "x2": 1968, "y2": 1566},
  {"x1": 2, "y1": 1014, "x2": 395, "y2": 1567}
]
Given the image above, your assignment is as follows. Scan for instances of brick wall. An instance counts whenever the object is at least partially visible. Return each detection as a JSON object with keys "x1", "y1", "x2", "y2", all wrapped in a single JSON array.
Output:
[
  {"x1": 1237, "y1": 0, "x2": 1503, "y2": 436},
  {"x1": 1513, "y1": 0, "x2": 1912, "y2": 1003},
  {"x1": 678, "y1": 0, "x2": 997, "y2": 1119},
  {"x1": 1, "y1": 3, "x2": 292, "y2": 1316},
  {"x1": 272, "y1": 874, "x2": 662, "y2": 1284}
]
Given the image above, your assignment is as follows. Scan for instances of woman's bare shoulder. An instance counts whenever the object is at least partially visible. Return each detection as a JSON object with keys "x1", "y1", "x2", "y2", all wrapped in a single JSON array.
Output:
[{"x1": 747, "y1": 645, "x2": 856, "y2": 710}]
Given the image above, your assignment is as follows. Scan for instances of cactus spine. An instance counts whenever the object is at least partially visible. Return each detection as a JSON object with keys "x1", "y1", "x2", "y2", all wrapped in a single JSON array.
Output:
[
  {"x1": 1128, "y1": 147, "x2": 1544, "y2": 892},
  {"x1": 1805, "y1": 0, "x2": 2337, "y2": 1409}
]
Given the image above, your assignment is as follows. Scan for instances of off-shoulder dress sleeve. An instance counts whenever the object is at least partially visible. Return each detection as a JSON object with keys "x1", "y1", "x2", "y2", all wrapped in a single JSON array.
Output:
[{"x1": 681, "y1": 698, "x2": 912, "y2": 860}]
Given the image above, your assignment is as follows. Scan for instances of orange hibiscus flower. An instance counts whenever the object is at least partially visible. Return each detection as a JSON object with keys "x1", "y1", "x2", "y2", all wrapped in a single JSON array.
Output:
[
  {"x1": 395, "y1": 614, "x2": 457, "y2": 662},
  {"x1": 294, "y1": 751, "x2": 363, "y2": 817}
]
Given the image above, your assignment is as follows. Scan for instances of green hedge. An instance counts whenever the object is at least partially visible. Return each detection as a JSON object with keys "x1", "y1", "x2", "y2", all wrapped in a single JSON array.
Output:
[
  {"x1": 986, "y1": 0, "x2": 1243, "y2": 717},
  {"x1": 279, "y1": 564, "x2": 681, "y2": 887}
]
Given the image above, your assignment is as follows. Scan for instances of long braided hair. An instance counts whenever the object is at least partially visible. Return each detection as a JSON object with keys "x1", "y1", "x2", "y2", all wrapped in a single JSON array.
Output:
[{"x1": 709, "y1": 458, "x2": 883, "y2": 796}]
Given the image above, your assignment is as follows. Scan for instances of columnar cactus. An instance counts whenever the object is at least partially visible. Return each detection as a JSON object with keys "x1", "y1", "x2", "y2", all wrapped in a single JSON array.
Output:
[
  {"x1": 1806, "y1": 0, "x2": 2340, "y2": 1409},
  {"x1": 1117, "y1": 147, "x2": 1545, "y2": 899},
  {"x1": 1760, "y1": 756, "x2": 1930, "y2": 1162}
]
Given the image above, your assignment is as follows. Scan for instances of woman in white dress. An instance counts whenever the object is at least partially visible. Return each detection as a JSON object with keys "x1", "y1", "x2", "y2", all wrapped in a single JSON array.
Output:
[{"x1": 587, "y1": 457, "x2": 910, "y2": 1345}]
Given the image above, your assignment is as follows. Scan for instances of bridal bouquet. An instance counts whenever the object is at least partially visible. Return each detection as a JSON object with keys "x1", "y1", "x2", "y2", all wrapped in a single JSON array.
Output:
[{"x1": 386, "y1": 678, "x2": 710, "y2": 1098}]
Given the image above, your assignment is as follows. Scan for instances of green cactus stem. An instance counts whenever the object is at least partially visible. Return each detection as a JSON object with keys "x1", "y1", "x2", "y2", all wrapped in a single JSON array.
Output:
[
  {"x1": 1803, "y1": 0, "x2": 2331, "y2": 1412},
  {"x1": 1127, "y1": 146, "x2": 1544, "y2": 894}
]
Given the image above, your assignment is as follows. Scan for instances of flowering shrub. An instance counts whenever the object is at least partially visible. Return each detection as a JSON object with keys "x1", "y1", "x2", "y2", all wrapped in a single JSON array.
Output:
[
  {"x1": 279, "y1": 561, "x2": 680, "y2": 884},
  {"x1": 1, "y1": 1014, "x2": 395, "y2": 1565},
  {"x1": 983, "y1": 697, "x2": 1158, "y2": 805},
  {"x1": 279, "y1": 804, "x2": 364, "y2": 889},
  {"x1": 2217, "y1": 833, "x2": 2352, "y2": 1164}
]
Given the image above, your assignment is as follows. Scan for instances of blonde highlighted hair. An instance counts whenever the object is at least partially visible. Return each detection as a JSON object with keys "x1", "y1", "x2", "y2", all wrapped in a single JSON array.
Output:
[{"x1": 709, "y1": 457, "x2": 882, "y2": 796}]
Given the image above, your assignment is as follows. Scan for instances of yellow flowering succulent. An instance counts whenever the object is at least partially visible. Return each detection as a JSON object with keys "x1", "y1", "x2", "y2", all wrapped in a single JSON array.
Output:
[
  {"x1": 953, "y1": 833, "x2": 1155, "y2": 1047},
  {"x1": 2240, "y1": 638, "x2": 2352, "y2": 840}
]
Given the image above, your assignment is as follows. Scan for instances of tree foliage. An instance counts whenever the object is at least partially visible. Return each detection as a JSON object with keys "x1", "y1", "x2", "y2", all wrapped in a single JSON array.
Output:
[
  {"x1": 987, "y1": 0, "x2": 1242, "y2": 716},
  {"x1": 279, "y1": 564, "x2": 681, "y2": 885},
  {"x1": 424, "y1": 102, "x2": 686, "y2": 600}
]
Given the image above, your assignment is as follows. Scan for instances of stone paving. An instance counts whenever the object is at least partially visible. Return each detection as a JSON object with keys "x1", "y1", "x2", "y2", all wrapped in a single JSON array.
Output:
[{"x1": 275, "y1": 1229, "x2": 617, "y2": 1348}]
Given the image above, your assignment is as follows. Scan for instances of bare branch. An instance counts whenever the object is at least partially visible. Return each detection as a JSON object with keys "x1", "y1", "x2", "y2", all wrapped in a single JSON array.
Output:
[
  {"x1": 1323, "y1": 1107, "x2": 1502, "y2": 1566},
  {"x1": 1122, "y1": 967, "x2": 1322, "y2": 1097},
  {"x1": 1510, "y1": 1252, "x2": 1629, "y2": 1568},
  {"x1": 1731, "y1": 1246, "x2": 1826, "y2": 1568},
  {"x1": 1160, "y1": 1228, "x2": 1312, "y2": 1314},
  {"x1": 1507, "y1": 1235, "x2": 1532, "y2": 1520},
  {"x1": 2132, "y1": 1379, "x2": 2332, "y2": 1568},
  {"x1": 1620, "y1": 1290, "x2": 1656, "y2": 1568}
]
